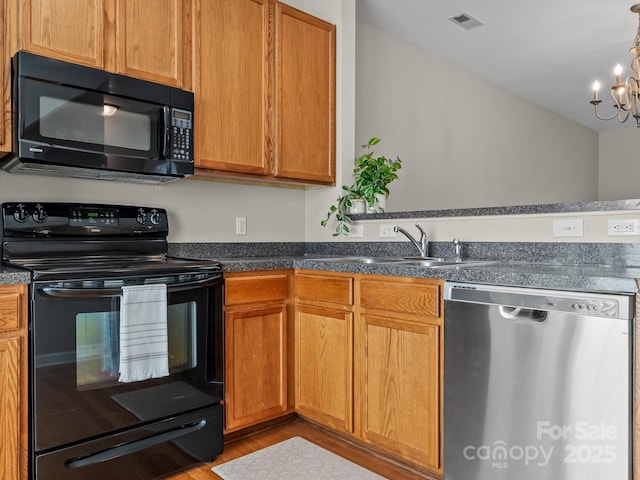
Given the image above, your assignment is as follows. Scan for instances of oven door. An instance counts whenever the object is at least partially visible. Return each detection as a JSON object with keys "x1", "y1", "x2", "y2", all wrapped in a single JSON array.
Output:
[{"x1": 30, "y1": 271, "x2": 223, "y2": 453}]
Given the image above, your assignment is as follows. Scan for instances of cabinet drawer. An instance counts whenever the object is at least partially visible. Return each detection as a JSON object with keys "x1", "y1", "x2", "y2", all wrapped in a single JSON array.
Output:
[
  {"x1": 0, "y1": 292, "x2": 21, "y2": 332},
  {"x1": 225, "y1": 274, "x2": 290, "y2": 306},
  {"x1": 360, "y1": 279, "x2": 441, "y2": 318},
  {"x1": 296, "y1": 274, "x2": 353, "y2": 305}
]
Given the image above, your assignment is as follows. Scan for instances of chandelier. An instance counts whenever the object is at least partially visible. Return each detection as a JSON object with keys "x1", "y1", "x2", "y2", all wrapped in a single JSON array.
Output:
[{"x1": 590, "y1": 3, "x2": 640, "y2": 126}]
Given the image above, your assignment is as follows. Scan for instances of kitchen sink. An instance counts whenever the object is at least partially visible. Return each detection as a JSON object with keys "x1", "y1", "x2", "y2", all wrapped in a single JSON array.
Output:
[
  {"x1": 306, "y1": 256, "x2": 494, "y2": 268},
  {"x1": 311, "y1": 256, "x2": 410, "y2": 264},
  {"x1": 404, "y1": 259, "x2": 463, "y2": 267}
]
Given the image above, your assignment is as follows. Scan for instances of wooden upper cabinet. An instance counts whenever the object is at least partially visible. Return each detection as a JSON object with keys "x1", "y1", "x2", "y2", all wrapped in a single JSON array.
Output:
[
  {"x1": 193, "y1": 0, "x2": 336, "y2": 186},
  {"x1": 114, "y1": 0, "x2": 190, "y2": 89},
  {"x1": 193, "y1": 0, "x2": 269, "y2": 175},
  {"x1": 12, "y1": 0, "x2": 191, "y2": 89},
  {"x1": 19, "y1": 0, "x2": 107, "y2": 69},
  {"x1": 274, "y1": 2, "x2": 335, "y2": 183}
]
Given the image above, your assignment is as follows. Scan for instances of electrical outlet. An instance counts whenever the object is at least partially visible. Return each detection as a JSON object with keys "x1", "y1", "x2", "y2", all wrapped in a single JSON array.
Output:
[
  {"x1": 347, "y1": 222, "x2": 363, "y2": 237},
  {"x1": 552, "y1": 218, "x2": 583, "y2": 237},
  {"x1": 235, "y1": 216, "x2": 247, "y2": 235},
  {"x1": 379, "y1": 224, "x2": 397, "y2": 237},
  {"x1": 608, "y1": 219, "x2": 640, "y2": 236}
]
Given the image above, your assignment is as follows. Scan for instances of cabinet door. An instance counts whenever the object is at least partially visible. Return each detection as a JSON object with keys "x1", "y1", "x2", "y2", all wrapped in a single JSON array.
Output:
[
  {"x1": 19, "y1": 0, "x2": 107, "y2": 68},
  {"x1": 0, "y1": 0, "x2": 8, "y2": 153},
  {"x1": 194, "y1": 0, "x2": 270, "y2": 174},
  {"x1": 274, "y1": 2, "x2": 335, "y2": 184},
  {"x1": 115, "y1": 0, "x2": 190, "y2": 88},
  {"x1": 225, "y1": 305, "x2": 288, "y2": 432},
  {"x1": 359, "y1": 277, "x2": 443, "y2": 472},
  {"x1": 0, "y1": 285, "x2": 27, "y2": 480},
  {"x1": 295, "y1": 304, "x2": 353, "y2": 433},
  {"x1": 0, "y1": 336, "x2": 21, "y2": 480},
  {"x1": 361, "y1": 313, "x2": 441, "y2": 471}
]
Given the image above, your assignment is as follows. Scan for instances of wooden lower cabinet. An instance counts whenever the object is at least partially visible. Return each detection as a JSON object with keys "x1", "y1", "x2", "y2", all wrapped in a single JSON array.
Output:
[
  {"x1": 295, "y1": 303, "x2": 353, "y2": 433},
  {"x1": 223, "y1": 271, "x2": 293, "y2": 432},
  {"x1": 359, "y1": 276, "x2": 443, "y2": 473},
  {"x1": 294, "y1": 272, "x2": 354, "y2": 433},
  {"x1": 0, "y1": 284, "x2": 28, "y2": 480},
  {"x1": 294, "y1": 271, "x2": 443, "y2": 475}
]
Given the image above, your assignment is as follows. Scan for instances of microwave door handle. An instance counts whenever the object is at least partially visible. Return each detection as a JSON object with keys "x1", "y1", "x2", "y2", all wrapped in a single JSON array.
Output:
[{"x1": 161, "y1": 106, "x2": 171, "y2": 159}]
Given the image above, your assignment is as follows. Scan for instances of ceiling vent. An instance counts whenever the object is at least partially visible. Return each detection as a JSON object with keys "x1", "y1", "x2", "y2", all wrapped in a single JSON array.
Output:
[{"x1": 448, "y1": 12, "x2": 483, "y2": 30}]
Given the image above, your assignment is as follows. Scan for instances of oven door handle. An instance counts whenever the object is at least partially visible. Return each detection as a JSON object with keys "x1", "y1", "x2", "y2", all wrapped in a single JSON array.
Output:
[
  {"x1": 40, "y1": 276, "x2": 222, "y2": 298},
  {"x1": 65, "y1": 419, "x2": 207, "y2": 469}
]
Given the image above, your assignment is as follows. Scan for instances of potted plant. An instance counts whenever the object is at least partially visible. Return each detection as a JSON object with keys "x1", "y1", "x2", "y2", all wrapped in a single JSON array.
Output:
[{"x1": 322, "y1": 137, "x2": 401, "y2": 236}]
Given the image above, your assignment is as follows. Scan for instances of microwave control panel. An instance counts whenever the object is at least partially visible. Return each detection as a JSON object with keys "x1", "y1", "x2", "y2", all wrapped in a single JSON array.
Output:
[{"x1": 171, "y1": 108, "x2": 192, "y2": 162}]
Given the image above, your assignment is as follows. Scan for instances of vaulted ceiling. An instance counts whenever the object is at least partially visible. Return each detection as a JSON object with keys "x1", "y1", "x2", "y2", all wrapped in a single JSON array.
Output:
[{"x1": 357, "y1": 0, "x2": 638, "y2": 132}]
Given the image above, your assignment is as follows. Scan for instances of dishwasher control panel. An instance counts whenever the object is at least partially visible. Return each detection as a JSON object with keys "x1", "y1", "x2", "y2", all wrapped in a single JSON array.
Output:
[
  {"x1": 564, "y1": 299, "x2": 618, "y2": 316},
  {"x1": 444, "y1": 282, "x2": 634, "y2": 320}
]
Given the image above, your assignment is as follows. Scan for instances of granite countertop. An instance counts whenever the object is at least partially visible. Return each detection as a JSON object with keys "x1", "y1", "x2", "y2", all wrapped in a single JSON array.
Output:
[
  {"x1": 0, "y1": 265, "x2": 32, "y2": 285},
  {"x1": 3, "y1": 252, "x2": 636, "y2": 293},
  {"x1": 218, "y1": 256, "x2": 640, "y2": 294}
]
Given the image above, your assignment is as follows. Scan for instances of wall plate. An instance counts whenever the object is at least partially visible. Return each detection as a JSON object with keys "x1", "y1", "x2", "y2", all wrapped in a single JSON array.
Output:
[{"x1": 552, "y1": 218, "x2": 583, "y2": 237}]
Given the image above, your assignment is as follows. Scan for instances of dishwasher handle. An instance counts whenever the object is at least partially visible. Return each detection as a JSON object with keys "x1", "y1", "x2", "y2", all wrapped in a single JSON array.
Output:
[{"x1": 499, "y1": 305, "x2": 547, "y2": 322}]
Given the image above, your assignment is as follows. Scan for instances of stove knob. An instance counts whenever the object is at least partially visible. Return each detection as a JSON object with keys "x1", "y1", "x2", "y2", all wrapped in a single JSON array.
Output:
[
  {"x1": 136, "y1": 209, "x2": 147, "y2": 224},
  {"x1": 13, "y1": 204, "x2": 28, "y2": 223},
  {"x1": 33, "y1": 205, "x2": 47, "y2": 223},
  {"x1": 149, "y1": 210, "x2": 161, "y2": 225}
]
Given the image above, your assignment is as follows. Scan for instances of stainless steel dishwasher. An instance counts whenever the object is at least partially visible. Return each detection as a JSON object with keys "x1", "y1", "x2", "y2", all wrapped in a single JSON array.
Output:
[{"x1": 443, "y1": 282, "x2": 634, "y2": 480}]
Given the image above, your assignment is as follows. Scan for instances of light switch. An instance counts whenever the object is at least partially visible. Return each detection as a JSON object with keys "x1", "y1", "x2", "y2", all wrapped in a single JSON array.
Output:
[{"x1": 235, "y1": 217, "x2": 247, "y2": 235}]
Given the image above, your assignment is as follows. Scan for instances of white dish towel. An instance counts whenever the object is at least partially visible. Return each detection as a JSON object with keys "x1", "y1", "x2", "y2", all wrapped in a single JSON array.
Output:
[{"x1": 119, "y1": 284, "x2": 170, "y2": 383}]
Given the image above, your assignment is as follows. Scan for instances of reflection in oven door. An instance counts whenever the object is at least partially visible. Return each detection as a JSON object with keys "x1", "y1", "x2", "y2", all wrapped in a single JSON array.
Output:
[{"x1": 30, "y1": 273, "x2": 224, "y2": 480}]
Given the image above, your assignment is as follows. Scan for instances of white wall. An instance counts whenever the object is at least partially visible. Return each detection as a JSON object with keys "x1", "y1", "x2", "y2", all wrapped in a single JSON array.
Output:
[
  {"x1": 0, "y1": 0, "x2": 353, "y2": 245},
  {"x1": 306, "y1": 15, "x2": 640, "y2": 246},
  {"x1": 4, "y1": 2, "x2": 638, "y2": 246},
  {"x1": 342, "y1": 210, "x2": 640, "y2": 245},
  {"x1": 599, "y1": 126, "x2": 640, "y2": 200},
  {"x1": 0, "y1": 172, "x2": 306, "y2": 243},
  {"x1": 304, "y1": 0, "x2": 357, "y2": 242},
  {"x1": 354, "y1": 21, "x2": 599, "y2": 213}
]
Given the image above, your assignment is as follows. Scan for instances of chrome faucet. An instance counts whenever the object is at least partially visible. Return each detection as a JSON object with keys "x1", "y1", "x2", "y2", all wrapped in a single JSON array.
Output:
[
  {"x1": 453, "y1": 238, "x2": 462, "y2": 262},
  {"x1": 394, "y1": 224, "x2": 429, "y2": 257}
]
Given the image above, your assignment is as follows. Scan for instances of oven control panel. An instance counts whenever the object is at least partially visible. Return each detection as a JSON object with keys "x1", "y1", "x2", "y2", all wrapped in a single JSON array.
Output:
[
  {"x1": 2, "y1": 203, "x2": 169, "y2": 236},
  {"x1": 70, "y1": 206, "x2": 119, "y2": 227}
]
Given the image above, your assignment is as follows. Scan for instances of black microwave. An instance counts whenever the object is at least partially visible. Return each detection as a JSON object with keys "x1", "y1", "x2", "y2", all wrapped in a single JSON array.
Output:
[{"x1": 1, "y1": 51, "x2": 194, "y2": 183}]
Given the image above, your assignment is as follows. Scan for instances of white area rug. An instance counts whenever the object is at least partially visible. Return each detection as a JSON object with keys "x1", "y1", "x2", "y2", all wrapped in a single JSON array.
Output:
[{"x1": 212, "y1": 436, "x2": 388, "y2": 480}]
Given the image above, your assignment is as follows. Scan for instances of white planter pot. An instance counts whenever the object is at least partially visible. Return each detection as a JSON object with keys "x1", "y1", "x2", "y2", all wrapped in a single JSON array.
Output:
[
  {"x1": 367, "y1": 194, "x2": 386, "y2": 213},
  {"x1": 349, "y1": 198, "x2": 366, "y2": 214}
]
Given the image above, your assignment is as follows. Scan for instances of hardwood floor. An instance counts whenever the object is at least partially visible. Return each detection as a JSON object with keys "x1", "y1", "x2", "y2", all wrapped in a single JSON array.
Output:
[{"x1": 168, "y1": 418, "x2": 437, "y2": 480}]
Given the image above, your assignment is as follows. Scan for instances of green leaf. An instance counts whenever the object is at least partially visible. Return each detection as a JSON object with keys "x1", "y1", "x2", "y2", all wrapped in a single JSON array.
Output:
[{"x1": 321, "y1": 136, "x2": 400, "y2": 234}]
